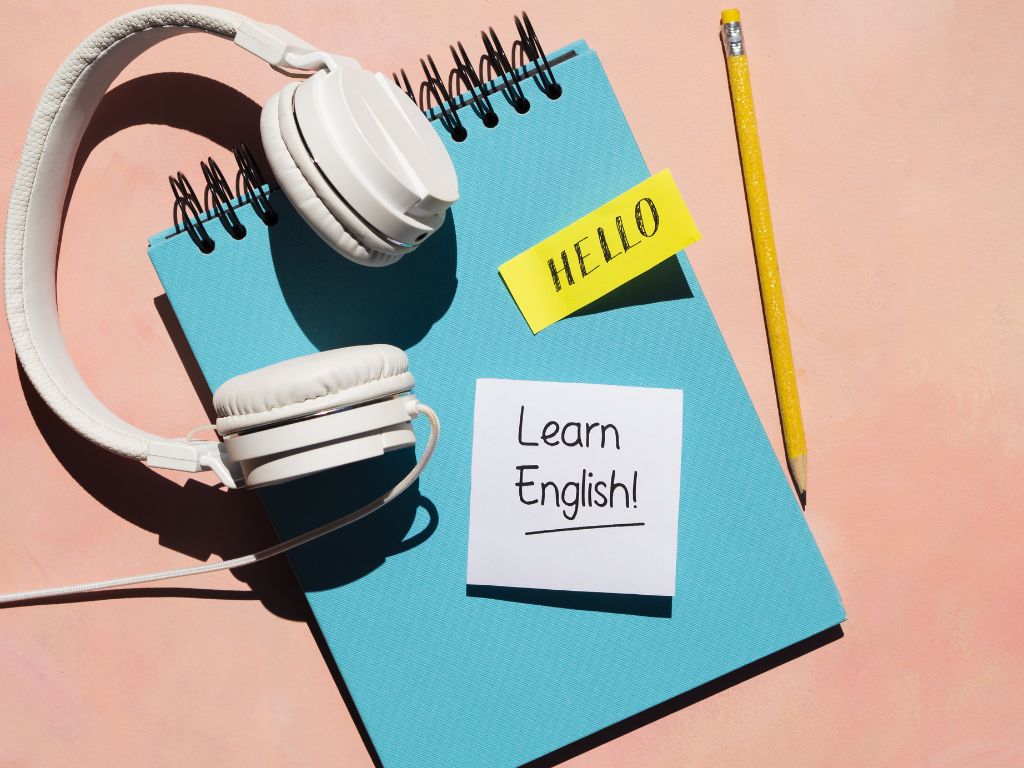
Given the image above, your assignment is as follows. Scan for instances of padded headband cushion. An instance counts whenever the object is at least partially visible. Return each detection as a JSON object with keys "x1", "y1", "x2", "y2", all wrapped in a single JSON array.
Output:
[
  {"x1": 5, "y1": 7, "x2": 243, "y2": 460},
  {"x1": 213, "y1": 344, "x2": 413, "y2": 434}
]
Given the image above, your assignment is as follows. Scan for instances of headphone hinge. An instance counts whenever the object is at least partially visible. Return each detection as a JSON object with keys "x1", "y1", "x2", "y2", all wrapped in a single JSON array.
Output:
[
  {"x1": 147, "y1": 439, "x2": 243, "y2": 490},
  {"x1": 234, "y1": 19, "x2": 333, "y2": 71}
]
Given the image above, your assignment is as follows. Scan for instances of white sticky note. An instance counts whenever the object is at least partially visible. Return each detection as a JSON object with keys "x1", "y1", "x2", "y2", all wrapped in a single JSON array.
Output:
[{"x1": 467, "y1": 379, "x2": 683, "y2": 597}]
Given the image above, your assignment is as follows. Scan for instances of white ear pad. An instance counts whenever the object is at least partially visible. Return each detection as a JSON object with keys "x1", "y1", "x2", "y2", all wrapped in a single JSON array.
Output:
[
  {"x1": 262, "y1": 85, "x2": 396, "y2": 266},
  {"x1": 212, "y1": 345, "x2": 417, "y2": 488},
  {"x1": 213, "y1": 344, "x2": 413, "y2": 434}
]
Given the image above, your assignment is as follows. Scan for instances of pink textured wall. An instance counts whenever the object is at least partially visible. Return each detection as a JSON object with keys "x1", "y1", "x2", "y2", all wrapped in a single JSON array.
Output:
[{"x1": 1, "y1": 1, "x2": 1021, "y2": 765}]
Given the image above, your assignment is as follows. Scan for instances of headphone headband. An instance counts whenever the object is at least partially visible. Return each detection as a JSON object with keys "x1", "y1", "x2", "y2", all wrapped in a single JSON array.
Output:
[
  {"x1": 0, "y1": 7, "x2": 456, "y2": 602},
  {"x1": 4, "y1": 6, "x2": 332, "y2": 479}
]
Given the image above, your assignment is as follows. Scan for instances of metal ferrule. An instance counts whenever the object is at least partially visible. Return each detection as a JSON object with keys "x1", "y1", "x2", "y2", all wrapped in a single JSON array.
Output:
[{"x1": 721, "y1": 21, "x2": 745, "y2": 57}]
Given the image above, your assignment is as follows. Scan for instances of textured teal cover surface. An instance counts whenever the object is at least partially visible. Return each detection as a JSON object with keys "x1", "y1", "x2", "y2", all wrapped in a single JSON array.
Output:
[{"x1": 148, "y1": 43, "x2": 844, "y2": 768}]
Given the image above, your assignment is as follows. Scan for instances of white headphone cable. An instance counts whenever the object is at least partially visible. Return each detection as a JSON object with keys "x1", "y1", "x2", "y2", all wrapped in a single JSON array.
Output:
[{"x1": 0, "y1": 404, "x2": 439, "y2": 606}]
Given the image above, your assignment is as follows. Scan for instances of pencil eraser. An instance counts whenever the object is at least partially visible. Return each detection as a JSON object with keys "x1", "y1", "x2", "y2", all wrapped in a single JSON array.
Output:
[{"x1": 722, "y1": 9, "x2": 741, "y2": 23}]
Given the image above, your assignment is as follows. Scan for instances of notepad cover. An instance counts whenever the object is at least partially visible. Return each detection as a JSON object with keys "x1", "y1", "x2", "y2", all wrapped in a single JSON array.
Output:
[{"x1": 148, "y1": 42, "x2": 844, "y2": 768}]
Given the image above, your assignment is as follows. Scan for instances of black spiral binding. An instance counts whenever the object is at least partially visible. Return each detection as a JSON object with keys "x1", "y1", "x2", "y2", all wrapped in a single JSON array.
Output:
[
  {"x1": 513, "y1": 12, "x2": 562, "y2": 100},
  {"x1": 170, "y1": 13, "x2": 560, "y2": 250},
  {"x1": 234, "y1": 145, "x2": 277, "y2": 226},
  {"x1": 168, "y1": 171, "x2": 214, "y2": 254},
  {"x1": 168, "y1": 144, "x2": 275, "y2": 253},
  {"x1": 201, "y1": 157, "x2": 246, "y2": 240},
  {"x1": 393, "y1": 11, "x2": 562, "y2": 142}
]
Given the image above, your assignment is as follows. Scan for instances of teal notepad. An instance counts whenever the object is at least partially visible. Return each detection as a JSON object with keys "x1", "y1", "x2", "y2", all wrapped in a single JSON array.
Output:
[{"x1": 148, "y1": 41, "x2": 844, "y2": 767}]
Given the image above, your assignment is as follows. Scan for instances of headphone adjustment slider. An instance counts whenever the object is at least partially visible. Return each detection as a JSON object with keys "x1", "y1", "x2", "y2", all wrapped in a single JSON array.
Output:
[
  {"x1": 147, "y1": 439, "x2": 242, "y2": 490},
  {"x1": 234, "y1": 19, "x2": 333, "y2": 72}
]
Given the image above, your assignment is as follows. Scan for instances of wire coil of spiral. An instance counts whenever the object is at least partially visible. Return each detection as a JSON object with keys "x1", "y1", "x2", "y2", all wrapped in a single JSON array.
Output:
[
  {"x1": 392, "y1": 11, "x2": 562, "y2": 142},
  {"x1": 168, "y1": 13, "x2": 561, "y2": 251}
]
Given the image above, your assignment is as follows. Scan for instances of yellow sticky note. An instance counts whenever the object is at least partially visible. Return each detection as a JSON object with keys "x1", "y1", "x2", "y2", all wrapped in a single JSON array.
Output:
[{"x1": 498, "y1": 170, "x2": 701, "y2": 333}]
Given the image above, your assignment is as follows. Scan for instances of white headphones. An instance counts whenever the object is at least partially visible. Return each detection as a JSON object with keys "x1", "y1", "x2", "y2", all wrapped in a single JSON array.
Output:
[
  {"x1": 1, "y1": 6, "x2": 456, "y2": 603},
  {"x1": 6, "y1": 4, "x2": 457, "y2": 489}
]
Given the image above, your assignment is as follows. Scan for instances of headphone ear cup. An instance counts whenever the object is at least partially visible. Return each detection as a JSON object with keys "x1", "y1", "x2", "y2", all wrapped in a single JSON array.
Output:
[
  {"x1": 212, "y1": 345, "x2": 417, "y2": 487},
  {"x1": 261, "y1": 84, "x2": 402, "y2": 267}
]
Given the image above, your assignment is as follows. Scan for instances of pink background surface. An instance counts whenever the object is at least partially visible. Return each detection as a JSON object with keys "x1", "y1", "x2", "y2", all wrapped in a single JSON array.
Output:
[{"x1": 1, "y1": 1, "x2": 1022, "y2": 765}]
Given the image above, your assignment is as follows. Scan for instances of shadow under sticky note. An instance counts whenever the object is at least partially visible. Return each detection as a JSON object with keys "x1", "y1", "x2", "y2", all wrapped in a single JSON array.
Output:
[
  {"x1": 467, "y1": 585, "x2": 673, "y2": 618},
  {"x1": 573, "y1": 255, "x2": 693, "y2": 318}
]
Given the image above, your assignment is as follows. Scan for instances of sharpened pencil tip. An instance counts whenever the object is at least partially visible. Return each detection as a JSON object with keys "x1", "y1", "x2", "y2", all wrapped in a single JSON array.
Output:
[{"x1": 787, "y1": 454, "x2": 807, "y2": 508}]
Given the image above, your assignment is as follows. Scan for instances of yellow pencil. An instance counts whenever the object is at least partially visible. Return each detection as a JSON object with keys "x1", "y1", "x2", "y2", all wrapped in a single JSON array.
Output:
[{"x1": 720, "y1": 9, "x2": 808, "y2": 506}]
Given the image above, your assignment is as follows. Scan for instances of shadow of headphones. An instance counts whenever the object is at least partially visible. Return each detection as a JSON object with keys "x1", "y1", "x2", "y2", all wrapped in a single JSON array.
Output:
[
  {"x1": 6, "y1": 6, "x2": 457, "y2": 490},
  {"x1": 1, "y1": 6, "x2": 456, "y2": 603}
]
